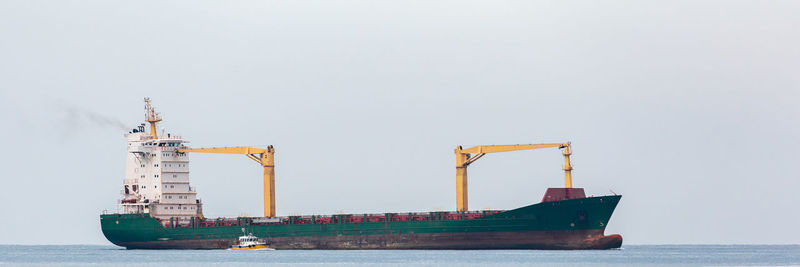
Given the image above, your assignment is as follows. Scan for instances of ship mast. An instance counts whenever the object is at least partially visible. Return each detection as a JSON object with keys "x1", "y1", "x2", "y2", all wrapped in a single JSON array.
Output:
[{"x1": 144, "y1": 97, "x2": 162, "y2": 139}]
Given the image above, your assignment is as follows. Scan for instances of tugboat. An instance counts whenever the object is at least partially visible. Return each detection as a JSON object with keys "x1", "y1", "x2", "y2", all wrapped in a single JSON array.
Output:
[{"x1": 229, "y1": 234, "x2": 272, "y2": 251}]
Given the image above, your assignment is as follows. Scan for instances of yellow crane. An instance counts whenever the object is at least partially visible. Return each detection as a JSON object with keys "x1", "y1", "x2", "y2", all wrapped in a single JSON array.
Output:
[
  {"x1": 454, "y1": 143, "x2": 573, "y2": 212},
  {"x1": 176, "y1": 146, "x2": 276, "y2": 217}
]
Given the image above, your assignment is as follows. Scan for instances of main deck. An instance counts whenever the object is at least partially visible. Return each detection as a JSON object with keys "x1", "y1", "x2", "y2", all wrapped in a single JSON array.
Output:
[{"x1": 159, "y1": 210, "x2": 505, "y2": 229}]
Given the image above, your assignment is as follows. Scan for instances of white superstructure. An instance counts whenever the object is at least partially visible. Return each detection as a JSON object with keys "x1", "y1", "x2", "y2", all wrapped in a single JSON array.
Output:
[{"x1": 120, "y1": 98, "x2": 202, "y2": 222}]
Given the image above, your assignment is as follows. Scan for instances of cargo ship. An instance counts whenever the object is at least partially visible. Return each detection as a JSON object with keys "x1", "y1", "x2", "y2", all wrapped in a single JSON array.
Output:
[{"x1": 100, "y1": 98, "x2": 623, "y2": 249}]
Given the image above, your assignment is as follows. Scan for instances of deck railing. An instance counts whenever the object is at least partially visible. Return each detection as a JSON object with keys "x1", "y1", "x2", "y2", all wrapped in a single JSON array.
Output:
[{"x1": 159, "y1": 210, "x2": 505, "y2": 228}]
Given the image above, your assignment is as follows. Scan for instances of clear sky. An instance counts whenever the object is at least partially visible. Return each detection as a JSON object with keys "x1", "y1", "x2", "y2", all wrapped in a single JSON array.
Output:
[{"x1": 0, "y1": 0, "x2": 798, "y2": 245}]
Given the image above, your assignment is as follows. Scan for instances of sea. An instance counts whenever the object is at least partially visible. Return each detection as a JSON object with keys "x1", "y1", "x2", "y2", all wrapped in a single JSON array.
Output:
[{"x1": 1, "y1": 245, "x2": 798, "y2": 266}]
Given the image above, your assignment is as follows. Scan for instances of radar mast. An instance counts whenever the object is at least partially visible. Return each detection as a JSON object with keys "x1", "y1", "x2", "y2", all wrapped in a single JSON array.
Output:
[{"x1": 144, "y1": 97, "x2": 162, "y2": 139}]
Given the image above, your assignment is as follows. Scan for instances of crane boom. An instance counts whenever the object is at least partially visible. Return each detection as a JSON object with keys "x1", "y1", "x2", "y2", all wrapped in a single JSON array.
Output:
[
  {"x1": 179, "y1": 147, "x2": 270, "y2": 155},
  {"x1": 177, "y1": 146, "x2": 276, "y2": 217},
  {"x1": 454, "y1": 143, "x2": 573, "y2": 212},
  {"x1": 458, "y1": 144, "x2": 566, "y2": 154}
]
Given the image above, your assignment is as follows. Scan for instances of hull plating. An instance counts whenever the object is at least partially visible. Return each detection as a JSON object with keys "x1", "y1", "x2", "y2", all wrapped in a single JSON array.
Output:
[{"x1": 102, "y1": 195, "x2": 622, "y2": 250}]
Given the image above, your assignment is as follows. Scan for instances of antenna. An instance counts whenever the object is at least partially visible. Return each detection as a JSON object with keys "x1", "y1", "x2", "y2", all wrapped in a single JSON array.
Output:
[{"x1": 144, "y1": 97, "x2": 162, "y2": 139}]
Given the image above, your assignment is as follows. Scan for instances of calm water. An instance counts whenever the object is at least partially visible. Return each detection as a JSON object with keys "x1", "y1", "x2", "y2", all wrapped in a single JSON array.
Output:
[{"x1": 1, "y1": 245, "x2": 798, "y2": 266}]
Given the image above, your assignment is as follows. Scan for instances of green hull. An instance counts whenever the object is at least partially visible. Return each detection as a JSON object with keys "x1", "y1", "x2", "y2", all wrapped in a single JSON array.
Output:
[{"x1": 101, "y1": 195, "x2": 622, "y2": 250}]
